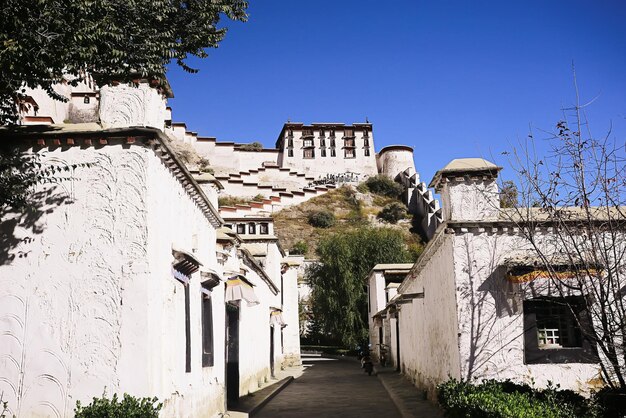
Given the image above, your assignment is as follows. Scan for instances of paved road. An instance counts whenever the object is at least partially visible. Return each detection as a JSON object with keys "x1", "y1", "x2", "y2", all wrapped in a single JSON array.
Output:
[{"x1": 255, "y1": 356, "x2": 402, "y2": 418}]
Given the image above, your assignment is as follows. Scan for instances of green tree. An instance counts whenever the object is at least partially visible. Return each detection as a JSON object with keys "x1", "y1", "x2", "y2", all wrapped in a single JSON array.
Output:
[
  {"x1": 0, "y1": 0, "x2": 248, "y2": 123},
  {"x1": 377, "y1": 202, "x2": 407, "y2": 224},
  {"x1": 306, "y1": 227, "x2": 415, "y2": 347}
]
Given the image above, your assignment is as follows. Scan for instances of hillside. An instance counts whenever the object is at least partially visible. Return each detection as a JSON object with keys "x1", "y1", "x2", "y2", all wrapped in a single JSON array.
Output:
[{"x1": 273, "y1": 184, "x2": 423, "y2": 259}]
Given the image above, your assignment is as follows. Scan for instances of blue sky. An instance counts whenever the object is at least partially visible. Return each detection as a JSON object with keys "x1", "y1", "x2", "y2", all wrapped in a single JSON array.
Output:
[{"x1": 167, "y1": 1, "x2": 626, "y2": 183}]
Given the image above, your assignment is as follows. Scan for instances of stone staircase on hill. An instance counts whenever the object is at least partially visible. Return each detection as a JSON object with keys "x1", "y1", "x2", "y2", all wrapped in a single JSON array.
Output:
[{"x1": 219, "y1": 184, "x2": 337, "y2": 216}]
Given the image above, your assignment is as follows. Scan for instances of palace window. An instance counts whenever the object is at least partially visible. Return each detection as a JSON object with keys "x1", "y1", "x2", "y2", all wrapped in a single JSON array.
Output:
[
  {"x1": 319, "y1": 129, "x2": 325, "y2": 138},
  {"x1": 523, "y1": 296, "x2": 596, "y2": 364},
  {"x1": 303, "y1": 138, "x2": 314, "y2": 147},
  {"x1": 248, "y1": 223, "x2": 256, "y2": 234},
  {"x1": 364, "y1": 137, "x2": 370, "y2": 147},
  {"x1": 259, "y1": 223, "x2": 269, "y2": 235},
  {"x1": 321, "y1": 148, "x2": 326, "y2": 157},
  {"x1": 345, "y1": 149, "x2": 355, "y2": 158},
  {"x1": 236, "y1": 224, "x2": 245, "y2": 235},
  {"x1": 364, "y1": 148, "x2": 370, "y2": 157},
  {"x1": 288, "y1": 138, "x2": 294, "y2": 147},
  {"x1": 330, "y1": 148, "x2": 336, "y2": 157},
  {"x1": 344, "y1": 129, "x2": 354, "y2": 138},
  {"x1": 344, "y1": 138, "x2": 355, "y2": 147},
  {"x1": 329, "y1": 129, "x2": 335, "y2": 138},
  {"x1": 201, "y1": 283, "x2": 214, "y2": 367},
  {"x1": 304, "y1": 148, "x2": 315, "y2": 159},
  {"x1": 320, "y1": 138, "x2": 326, "y2": 147},
  {"x1": 330, "y1": 138, "x2": 336, "y2": 147},
  {"x1": 302, "y1": 129, "x2": 313, "y2": 137},
  {"x1": 288, "y1": 149, "x2": 293, "y2": 157}
]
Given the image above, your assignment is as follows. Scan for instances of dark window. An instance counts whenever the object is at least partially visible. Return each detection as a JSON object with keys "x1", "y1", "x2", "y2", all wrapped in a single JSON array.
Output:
[
  {"x1": 259, "y1": 223, "x2": 269, "y2": 234},
  {"x1": 329, "y1": 129, "x2": 335, "y2": 138},
  {"x1": 288, "y1": 138, "x2": 293, "y2": 147},
  {"x1": 185, "y1": 283, "x2": 191, "y2": 372},
  {"x1": 330, "y1": 138, "x2": 336, "y2": 147},
  {"x1": 320, "y1": 138, "x2": 326, "y2": 147},
  {"x1": 330, "y1": 148, "x2": 336, "y2": 157},
  {"x1": 364, "y1": 148, "x2": 370, "y2": 157},
  {"x1": 363, "y1": 129, "x2": 369, "y2": 138},
  {"x1": 236, "y1": 224, "x2": 245, "y2": 234},
  {"x1": 303, "y1": 138, "x2": 314, "y2": 147},
  {"x1": 364, "y1": 137, "x2": 370, "y2": 147},
  {"x1": 288, "y1": 149, "x2": 293, "y2": 157},
  {"x1": 302, "y1": 129, "x2": 313, "y2": 137},
  {"x1": 224, "y1": 224, "x2": 232, "y2": 229},
  {"x1": 304, "y1": 148, "x2": 315, "y2": 159},
  {"x1": 84, "y1": 96, "x2": 90, "y2": 104},
  {"x1": 287, "y1": 129, "x2": 293, "y2": 137},
  {"x1": 523, "y1": 297, "x2": 597, "y2": 364},
  {"x1": 345, "y1": 149, "x2": 355, "y2": 158},
  {"x1": 321, "y1": 148, "x2": 326, "y2": 157},
  {"x1": 248, "y1": 223, "x2": 256, "y2": 234},
  {"x1": 319, "y1": 129, "x2": 325, "y2": 138},
  {"x1": 201, "y1": 285, "x2": 214, "y2": 367}
]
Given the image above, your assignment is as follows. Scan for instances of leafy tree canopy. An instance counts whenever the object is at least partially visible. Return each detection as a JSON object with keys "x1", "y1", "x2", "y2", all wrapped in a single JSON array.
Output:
[
  {"x1": 306, "y1": 227, "x2": 415, "y2": 347},
  {"x1": 0, "y1": 0, "x2": 248, "y2": 123}
]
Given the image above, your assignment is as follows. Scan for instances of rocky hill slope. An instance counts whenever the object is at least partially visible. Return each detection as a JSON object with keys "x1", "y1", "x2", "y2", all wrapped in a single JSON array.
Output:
[{"x1": 273, "y1": 184, "x2": 422, "y2": 259}]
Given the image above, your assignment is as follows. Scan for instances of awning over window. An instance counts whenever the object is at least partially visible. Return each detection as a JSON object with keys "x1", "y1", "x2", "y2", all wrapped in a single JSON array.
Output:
[
  {"x1": 504, "y1": 255, "x2": 600, "y2": 283},
  {"x1": 172, "y1": 246, "x2": 202, "y2": 283},
  {"x1": 270, "y1": 307, "x2": 287, "y2": 328},
  {"x1": 225, "y1": 274, "x2": 260, "y2": 307}
]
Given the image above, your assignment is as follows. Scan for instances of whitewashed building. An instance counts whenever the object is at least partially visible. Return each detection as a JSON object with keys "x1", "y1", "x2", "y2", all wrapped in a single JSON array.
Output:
[
  {"x1": 370, "y1": 158, "x2": 606, "y2": 399},
  {"x1": 0, "y1": 123, "x2": 228, "y2": 417},
  {"x1": 1, "y1": 81, "x2": 303, "y2": 417}
]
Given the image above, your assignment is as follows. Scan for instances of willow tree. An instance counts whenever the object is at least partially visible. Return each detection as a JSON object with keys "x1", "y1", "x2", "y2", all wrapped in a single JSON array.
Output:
[{"x1": 306, "y1": 227, "x2": 415, "y2": 347}]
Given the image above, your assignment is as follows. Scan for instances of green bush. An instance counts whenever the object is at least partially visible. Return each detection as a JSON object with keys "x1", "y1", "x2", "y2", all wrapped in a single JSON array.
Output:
[
  {"x1": 437, "y1": 379, "x2": 601, "y2": 418},
  {"x1": 239, "y1": 141, "x2": 263, "y2": 151},
  {"x1": 291, "y1": 240, "x2": 309, "y2": 255},
  {"x1": 308, "y1": 210, "x2": 336, "y2": 228},
  {"x1": 362, "y1": 175, "x2": 403, "y2": 198},
  {"x1": 377, "y1": 202, "x2": 407, "y2": 224},
  {"x1": 75, "y1": 393, "x2": 162, "y2": 418}
]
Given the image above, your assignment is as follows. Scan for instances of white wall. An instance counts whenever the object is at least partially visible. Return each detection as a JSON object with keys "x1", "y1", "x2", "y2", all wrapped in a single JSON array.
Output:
[
  {"x1": 0, "y1": 143, "x2": 225, "y2": 418},
  {"x1": 452, "y1": 230, "x2": 601, "y2": 393},
  {"x1": 397, "y1": 232, "x2": 461, "y2": 399},
  {"x1": 145, "y1": 149, "x2": 224, "y2": 417}
]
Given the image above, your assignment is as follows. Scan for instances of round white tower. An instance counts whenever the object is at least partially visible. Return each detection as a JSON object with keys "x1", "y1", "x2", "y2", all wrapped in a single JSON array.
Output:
[{"x1": 377, "y1": 145, "x2": 416, "y2": 181}]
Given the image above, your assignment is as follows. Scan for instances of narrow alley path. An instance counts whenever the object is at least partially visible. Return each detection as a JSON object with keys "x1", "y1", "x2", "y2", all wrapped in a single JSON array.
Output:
[{"x1": 255, "y1": 356, "x2": 402, "y2": 418}]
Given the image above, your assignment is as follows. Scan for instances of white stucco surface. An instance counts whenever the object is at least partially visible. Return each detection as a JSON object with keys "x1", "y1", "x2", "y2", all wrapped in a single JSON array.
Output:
[
  {"x1": 397, "y1": 232, "x2": 461, "y2": 398},
  {"x1": 0, "y1": 143, "x2": 226, "y2": 417},
  {"x1": 99, "y1": 84, "x2": 167, "y2": 130}
]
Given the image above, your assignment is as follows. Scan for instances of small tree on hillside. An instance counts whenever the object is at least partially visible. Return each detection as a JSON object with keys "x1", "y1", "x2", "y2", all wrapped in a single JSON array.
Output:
[
  {"x1": 306, "y1": 227, "x2": 414, "y2": 347},
  {"x1": 504, "y1": 80, "x2": 626, "y2": 390}
]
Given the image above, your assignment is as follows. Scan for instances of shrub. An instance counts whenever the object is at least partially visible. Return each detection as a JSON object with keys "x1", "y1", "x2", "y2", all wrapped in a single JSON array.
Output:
[
  {"x1": 291, "y1": 240, "x2": 309, "y2": 255},
  {"x1": 362, "y1": 175, "x2": 403, "y2": 198},
  {"x1": 239, "y1": 141, "x2": 263, "y2": 151},
  {"x1": 377, "y1": 202, "x2": 407, "y2": 224},
  {"x1": 308, "y1": 210, "x2": 336, "y2": 228},
  {"x1": 437, "y1": 378, "x2": 601, "y2": 418},
  {"x1": 75, "y1": 393, "x2": 162, "y2": 418}
]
